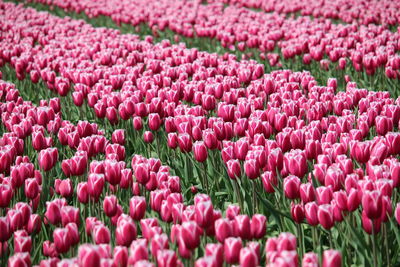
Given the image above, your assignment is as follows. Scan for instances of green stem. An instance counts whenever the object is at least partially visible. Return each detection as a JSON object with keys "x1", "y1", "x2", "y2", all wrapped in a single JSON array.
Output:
[
  {"x1": 371, "y1": 222, "x2": 378, "y2": 267},
  {"x1": 233, "y1": 179, "x2": 243, "y2": 211},
  {"x1": 202, "y1": 162, "x2": 209, "y2": 194},
  {"x1": 297, "y1": 223, "x2": 304, "y2": 261},
  {"x1": 384, "y1": 223, "x2": 390, "y2": 266},
  {"x1": 252, "y1": 180, "x2": 257, "y2": 215}
]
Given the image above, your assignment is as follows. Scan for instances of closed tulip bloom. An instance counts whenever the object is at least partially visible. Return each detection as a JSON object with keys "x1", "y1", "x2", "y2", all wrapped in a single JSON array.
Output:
[
  {"x1": 316, "y1": 186, "x2": 333, "y2": 205},
  {"x1": 0, "y1": 185, "x2": 12, "y2": 209},
  {"x1": 284, "y1": 150, "x2": 307, "y2": 178},
  {"x1": 350, "y1": 141, "x2": 371, "y2": 164},
  {"x1": 205, "y1": 243, "x2": 223, "y2": 267},
  {"x1": 116, "y1": 216, "x2": 137, "y2": 247},
  {"x1": 181, "y1": 221, "x2": 201, "y2": 250},
  {"x1": 277, "y1": 232, "x2": 297, "y2": 252},
  {"x1": 103, "y1": 195, "x2": 118, "y2": 217},
  {"x1": 57, "y1": 179, "x2": 73, "y2": 198},
  {"x1": 167, "y1": 133, "x2": 178, "y2": 149},
  {"x1": 375, "y1": 116, "x2": 393, "y2": 136},
  {"x1": 132, "y1": 116, "x2": 143, "y2": 131},
  {"x1": 226, "y1": 159, "x2": 241, "y2": 179},
  {"x1": 104, "y1": 160, "x2": 122, "y2": 186},
  {"x1": 322, "y1": 250, "x2": 342, "y2": 267},
  {"x1": 106, "y1": 107, "x2": 118, "y2": 124},
  {"x1": 362, "y1": 190, "x2": 383, "y2": 219},
  {"x1": 45, "y1": 201, "x2": 61, "y2": 226},
  {"x1": 143, "y1": 131, "x2": 154, "y2": 143},
  {"x1": 135, "y1": 163, "x2": 150, "y2": 185},
  {"x1": 214, "y1": 218, "x2": 232, "y2": 244},
  {"x1": 128, "y1": 239, "x2": 149, "y2": 265},
  {"x1": 27, "y1": 214, "x2": 41, "y2": 235},
  {"x1": 233, "y1": 214, "x2": 252, "y2": 240},
  {"x1": 203, "y1": 129, "x2": 218, "y2": 150},
  {"x1": 60, "y1": 206, "x2": 79, "y2": 227},
  {"x1": 300, "y1": 183, "x2": 316, "y2": 203},
  {"x1": 77, "y1": 182, "x2": 89, "y2": 204},
  {"x1": 267, "y1": 148, "x2": 284, "y2": 172},
  {"x1": 283, "y1": 175, "x2": 301, "y2": 199},
  {"x1": 66, "y1": 222, "x2": 80, "y2": 246},
  {"x1": 53, "y1": 228, "x2": 71, "y2": 254},
  {"x1": 333, "y1": 190, "x2": 348, "y2": 211},
  {"x1": 318, "y1": 204, "x2": 335, "y2": 230},
  {"x1": 32, "y1": 131, "x2": 46, "y2": 151},
  {"x1": 261, "y1": 171, "x2": 277, "y2": 193},
  {"x1": 178, "y1": 133, "x2": 192, "y2": 153},
  {"x1": 193, "y1": 141, "x2": 208, "y2": 162},
  {"x1": 305, "y1": 202, "x2": 319, "y2": 226},
  {"x1": 225, "y1": 205, "x2": 240, "y2": 220},
  {"x1": 151, "y1": 234, "x2": 169, "y2": 257},
  {"x1": 78, "y1": 244, "x2": 101, "y2": 267},
  {"x1": 224, "y1": 237, "x2": 242, "y2": 264},
  {"x1": 112, "y1": 129, "x2": 125, "y2": 145},
  {"x1": 88, "y1": 173, "x2": 105, "y2": 202},
  {"x1": 156, "y1": 249, "x2": 177, "y2": 267},
  {"x1": 8, "y1": 252, "x2": 31, "y2": 267},
  {"x1": 195, "y1": 200, "x2": 213, "y2": 229},
  {"x1": 42, "y1": 240, "x2": 58, "y2": 258},
  {"x1": 38, "y1": 147, "x2": 58, "y2": 171},
  {"x1": 148, "y1": 113, "x2": 162, "y2": 131},
  {"x1": 130, "y1": 196, "x2": 146, "y2": 221},
  {"x1": 120, "y1": 168, "x2": 133, "y2": 189},
  {"x1": 0, "y1": 217, "x2": 10, "y2": 243},
  {"x1": 244, "y1": 159, "x2": 260, "y2": 180},
  {"x1": 14, "y1": 233, "x2": 31, "y2": 253},
  {"x1": 347, "y1": 188, "x2": 361, "y2": 212},
  {"x1": 240, "y1": 247, "x2": 258, "y2": 267},
  {"x1": 291, "y1": 202, "x2": 305, "y2": 223},
  {"x1": 113, "y1": 246, "x2": 128, "y2": 267},
  {"x1": 92, "y1": 224, "x2": 111, "y2": 244},
  {"x1": 251, "y1": 214, "x2": 267, "y2": 239},
  {"x1": 24, "y1": 178, "x2": 39, "y2": 200}
]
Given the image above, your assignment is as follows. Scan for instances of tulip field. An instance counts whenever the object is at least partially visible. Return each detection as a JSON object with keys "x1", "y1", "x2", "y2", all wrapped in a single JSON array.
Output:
[{"x1": 1, "y1": 0, "x2": 400, "y2": 266}]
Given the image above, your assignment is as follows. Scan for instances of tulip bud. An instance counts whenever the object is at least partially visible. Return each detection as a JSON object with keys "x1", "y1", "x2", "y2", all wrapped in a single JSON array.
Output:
[
  {"x1": 362, "y1": 190, "x2": 383, "y2": 219},
  {"x1": 193, "y1": 141, "x2": 208, "y2": 162},
  {"x1": 181, "y1": 221, "x2": 201, "y2": 250},
  {"x1": 224, "y1": 237, "x2": 242, "y2": 264},
  {"x1": 322, "y1": 249, "x2": 341, "y2": 267},
  {"x1": 130, "y1": 196, "x2": 146, "y2": 221},
  {"x1": 195, "y1": 200, "x2": 213, "y2": 229},
  {"x1": 250, "y1": 214, "x2": 267, "y2": 239},
  {"x1": 78, "y1": 244, "x2": 101, "y2": 267},
  {"x1": 318, "y1": 204, "x2": 335, "y2": 230},
  {"x1": 116, "y1": 216, "x2": 137, "y2": 247},
  {"x1": 283, "y1": 175, "x2": 301, "y2": 199},
  {"x1": 53, "y1": 228, "x2": 71, "y2": 254},
  {"x1": 291, "y1": 202, "x2": 305, "y2": 223},
  {"x1": 305, "y1": 202, "x2": 319, "y2": 226},
  {"x1": 240, "y1": 247, "x2": 258, "y2": 267},
  {"x1": 103, "y1": 195, "x2": 118, "y2": 217}
]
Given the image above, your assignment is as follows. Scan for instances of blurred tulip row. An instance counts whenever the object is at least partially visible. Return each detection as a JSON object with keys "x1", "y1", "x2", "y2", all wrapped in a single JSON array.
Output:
[
  {"x1": 18, "y1": 0, "x2": 400, "y2": 85},
  {"x1": 209, "y1": 0, "x2": 400, "y2": 27},
  {"x1": 1, "y1": 0, "x2": 400, "y2": 267}
]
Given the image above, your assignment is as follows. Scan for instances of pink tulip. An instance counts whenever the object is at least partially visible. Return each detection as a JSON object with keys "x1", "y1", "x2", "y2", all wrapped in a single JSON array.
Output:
[{"x1": 224, "y1": 237, "x2": 242, "y2": 264}]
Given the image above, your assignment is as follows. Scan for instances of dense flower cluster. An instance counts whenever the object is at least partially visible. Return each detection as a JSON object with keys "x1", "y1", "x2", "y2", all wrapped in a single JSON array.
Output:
[
  {"x1": 1, "y1": 0, "x2": 400, "y2": 266},
  {"x1": 25, "y1": 0, "x2": 400, "y2": 78},
  {"x1": 213, "y1": 0, "x2": 400, "y2": 26}
]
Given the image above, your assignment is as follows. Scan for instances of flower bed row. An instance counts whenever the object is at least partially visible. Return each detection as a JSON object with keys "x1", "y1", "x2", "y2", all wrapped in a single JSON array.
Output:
[
  {"x1": 18, "y1": 0, "x2": 400, "y2": 82},
  {"x1": 1, "y1": 1, "x2": 400, "y2": 266}
]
